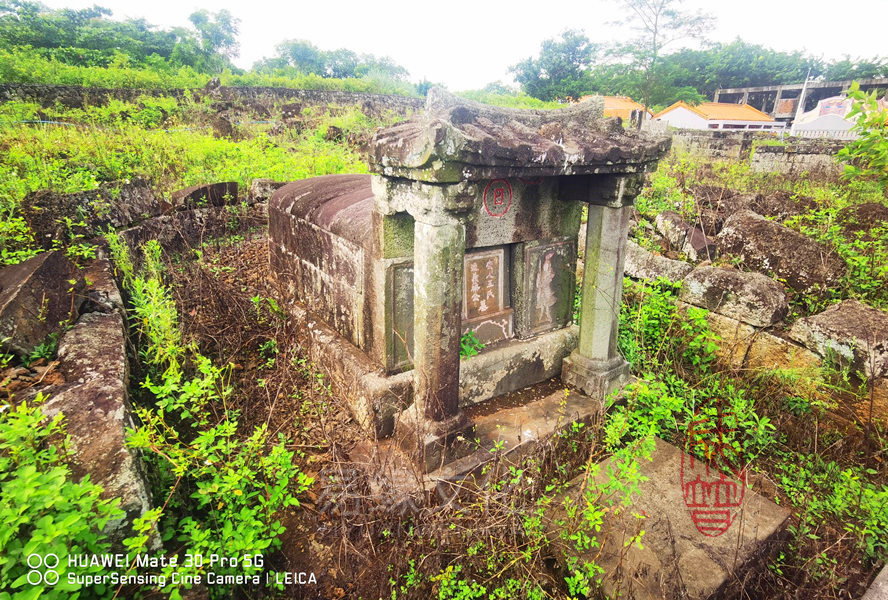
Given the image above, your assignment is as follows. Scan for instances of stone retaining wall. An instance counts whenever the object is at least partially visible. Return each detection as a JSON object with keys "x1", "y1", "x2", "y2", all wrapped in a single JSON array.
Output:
[
  {"x1": 0, "y1": 83, "x2": 423, "y2": 114},
  {"x1": 672, "y1": 130, "x2": 847, "y2": 176}
]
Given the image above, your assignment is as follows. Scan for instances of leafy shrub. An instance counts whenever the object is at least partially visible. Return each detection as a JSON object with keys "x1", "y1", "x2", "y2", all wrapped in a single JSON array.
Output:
[
  {"x1": 0, "y1": 395, "x2": 122, "y2": 599},
  {"x1": 109, "y1": 240, "x2": 314, "y2": 598}
]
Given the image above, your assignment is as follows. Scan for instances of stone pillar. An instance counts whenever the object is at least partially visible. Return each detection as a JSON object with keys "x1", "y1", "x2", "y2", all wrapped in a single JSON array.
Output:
[
  {"x1": 741, "y1": 91, "x2": 749, "y2": 105},
  {"x1": 562, "y1": 203, "x2": 632, "y2": 400},
  {"x1": 394, "y1": 211, "x2": 474, "y2": 471},
  {"x1": 412, "y1": 218, "x2": 465, "y2": 421}
]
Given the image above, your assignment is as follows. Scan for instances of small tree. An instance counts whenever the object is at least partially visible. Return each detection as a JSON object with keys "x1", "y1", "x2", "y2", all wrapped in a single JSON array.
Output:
[
  {"x1": 837, "y1": 81, "x2": 888, "y2": 189},
  {"x1": 611, "y1": 0, "x2": 713, "y2": 117},
  {"x1": 510, "y1": 30, "x2": 598, "y2": 101}
]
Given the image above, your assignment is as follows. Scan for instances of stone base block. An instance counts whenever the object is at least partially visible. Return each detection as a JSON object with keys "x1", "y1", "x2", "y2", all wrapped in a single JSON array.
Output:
[
  {"x1": 561, "y1": 351, "x2": 630, "y2": 401},
  {"x1": 548, "y1": 438, "x2": 791, "y2": 600},
  {"x1": 280, "y1": 296, "x2": 578, "y2": 437},
  {"x1": 394, "y1": 404, "x2": 477, "y2": 472}
]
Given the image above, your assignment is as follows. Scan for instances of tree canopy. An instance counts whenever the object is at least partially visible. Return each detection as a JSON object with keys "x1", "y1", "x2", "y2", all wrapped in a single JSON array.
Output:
[
  {"x1": 511, "y1": 29, "x2": 888, "y2": 108},
  {"x1": 0, "y1": 0, "x2": 238, "y2": 73},
  {"x1": 253, "y1": 39, "x2": 409, "y2": 82}
]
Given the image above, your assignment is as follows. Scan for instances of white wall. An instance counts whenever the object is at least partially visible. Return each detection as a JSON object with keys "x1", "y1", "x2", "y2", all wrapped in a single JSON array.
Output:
[{"x1": 654, "y1": 106, "x2": 708, "y2": 129}]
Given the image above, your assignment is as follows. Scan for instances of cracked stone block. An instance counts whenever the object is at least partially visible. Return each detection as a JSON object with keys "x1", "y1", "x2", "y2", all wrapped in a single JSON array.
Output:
[
  {"x1": 788, "y1": 299, "x2": 888, "y2": 379},
  {"x1": 655, "y1": 210, "x2": 717, "y2": 262},
  {"x1": 171, "y1": 182, "x2": 238, "y2": 209},
  {"x1": 680, "y1": 266, "x2": 788, "y2": 327},
  {"x1": 718, "y1": 210, "x2": 845, "y2": 296},
  {"x1": 547, "y1": 438, "x2": 790, "y2": 600},
  {"x1": 42, "y1": 311, "x2": 151, "y2": 544},
  {"x1": 0, "y1": 251, "x2": 84, "y2": 356},
  {"x1": 625, "y1": 239, "x2": 693, "y2": 282}
]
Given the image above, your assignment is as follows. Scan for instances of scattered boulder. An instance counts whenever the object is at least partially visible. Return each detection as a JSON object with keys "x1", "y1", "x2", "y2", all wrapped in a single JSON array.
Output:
[
  {"x1": 691, "y1": 185, "x2": 815, "y2": 228},
  {"x1": 170, "y1": 182, "x2": 239, "y2": 209},
  {"x1": 42, "y1": 311, "x2": 152, "y2": 543},
  {"x1": 625, "y1": 239, "x2": 693, "y2": 281},
  {"x1": 680, "y1": 266, "x2": 788, "y2": 327},
  {"x1": 753, "y1": 190, "x2": 816, "y2": 221},
  {"x1": 212, "y1": 114, "x2": 234, "y2": 139},
  {"x1": 655, "y1": 210, "x2": 717, "y2": 262},
  {"x1": 837, "y1": 202, "x2": 888, "y2": 241},
  {"x1": 788, "y1": 299, "x2": 888, "y2": 379},
  {"x1": 324, "y1": 125, "x2": 344, "y2": 142},
  {"x1": 717, "y1": 210, "x2": 845, "y2": 296},
  {"x1": 281, "y1": 103, "x2": 303, "y2": 119},
  {"x1": 700, "y1": 308, "x2": 756, "y2": 369},
  {"x1": 0, "y1": 251, "x2": 84, "y2": 356},
  {"x1": 248, "y1": 179, "x2": 288, "y2": 204},
  {"x1": 21, "y1": 180, "x2": 160, "y2": 249}
]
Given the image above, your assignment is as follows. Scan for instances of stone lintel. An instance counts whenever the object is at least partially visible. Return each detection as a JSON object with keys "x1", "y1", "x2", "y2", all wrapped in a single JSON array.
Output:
[
  {"x1": 559, "y1": 172, "x2": 647, "y2": 207},
  {"x1": 561, "y1": 351, "x2": 630, "y2": 402}
]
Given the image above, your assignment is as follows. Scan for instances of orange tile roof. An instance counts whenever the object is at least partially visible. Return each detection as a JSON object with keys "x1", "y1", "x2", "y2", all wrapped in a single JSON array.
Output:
[
  {"x1": 577, "y1": 95, "x2": 652, "y2": 119},
  {"x1": 653, "y1": 101, "x2": 775, "y2": 122}
]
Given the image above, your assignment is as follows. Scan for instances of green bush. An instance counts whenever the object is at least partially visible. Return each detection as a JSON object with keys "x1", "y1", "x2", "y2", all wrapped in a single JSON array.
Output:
[{"x1": 0, "y1": 395, "x2": 122, "y2": 600}]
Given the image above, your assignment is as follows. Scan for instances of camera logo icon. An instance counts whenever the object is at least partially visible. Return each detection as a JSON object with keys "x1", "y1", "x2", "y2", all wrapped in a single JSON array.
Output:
[{"x1": 26, "y1": 554, "x2": 59, "y2": 585}]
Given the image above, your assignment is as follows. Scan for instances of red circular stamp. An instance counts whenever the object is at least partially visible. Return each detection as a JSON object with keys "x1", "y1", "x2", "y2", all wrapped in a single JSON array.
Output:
[
  {"x1": 680, "y1": 402, "x2": 747, "y2": 537},
  {"x1": 483, "y1": 179, "x2": 512, "y2": 217}
]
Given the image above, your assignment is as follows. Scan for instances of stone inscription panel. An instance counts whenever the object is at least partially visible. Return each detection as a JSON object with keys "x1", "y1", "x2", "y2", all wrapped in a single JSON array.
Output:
[
  {"x1": 524, "y1": 240, "x2": 575, "y2": 335},
  {"x1": 464, "y1": 248, "x2": 505, "y2": 320}
]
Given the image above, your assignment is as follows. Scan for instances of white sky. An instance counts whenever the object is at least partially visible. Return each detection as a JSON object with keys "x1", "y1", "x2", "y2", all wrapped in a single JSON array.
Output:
[{"x1": 39, "y1": 0, "x2": 888, "y2": 91}]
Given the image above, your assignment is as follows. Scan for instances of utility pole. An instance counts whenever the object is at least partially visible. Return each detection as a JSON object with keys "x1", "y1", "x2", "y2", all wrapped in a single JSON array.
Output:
[{"x1": 789, "y1": 68, "x2": 812, "y2": 136}]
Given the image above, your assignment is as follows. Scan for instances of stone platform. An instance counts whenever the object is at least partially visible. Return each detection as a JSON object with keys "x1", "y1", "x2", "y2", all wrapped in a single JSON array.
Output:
[{"x1": 549, "y1": 438, "x2": 791, "y2": 600}]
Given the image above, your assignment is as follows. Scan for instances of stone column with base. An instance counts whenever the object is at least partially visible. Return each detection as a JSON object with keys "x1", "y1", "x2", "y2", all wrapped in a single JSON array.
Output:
[
  {"x1": 562, "y1": 174, "x2": 644, "y2": 402},
  {"x1": 394, "y1": 214, "x2": 475, "y2": 470}
]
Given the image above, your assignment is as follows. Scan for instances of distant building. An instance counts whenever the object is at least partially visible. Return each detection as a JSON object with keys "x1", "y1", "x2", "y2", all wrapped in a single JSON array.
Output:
[
  {"x1": 577, "y1": 95, "x2": 652, "y2": 120},
  {"x1": 792, "y1": 95, "x2": 888, "y2": 138},
  {"x1": 652, "y1": 101, "x2": 783, "y2": 131}
]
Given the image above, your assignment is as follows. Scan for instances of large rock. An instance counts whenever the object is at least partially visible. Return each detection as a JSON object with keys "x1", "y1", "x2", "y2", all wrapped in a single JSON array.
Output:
[
  {"x1": 625, "y1": 239, "x2": 693, "y2": 282},
  {"x1": 0, "y1": 251, "x2": 84, "y2": 356},
  {"x1": 21, "y1": 180, "x2": 160, "y2": 249},
  {"x1": 655, "y1": 210, "x2": 717, "y2": 262},
  {"x1": 678, "y1": 303, "x2": 756, "y2": 369},
  {"x1": 171, "y1": 182, "x2": 239, "y2": 209},
  {"x1": 248, "y1": 178, "x2": 288, "y2": 204},
  {"x1": 691, "y1": 185, "x2": 815, "y2": 229},
  {"x1": 717, "y1": 210, "x2": 846, "y2": 296},
  {"x1": 837, "y1": 202, "x2": 888, "y2": 241},
  {"x1": 680, "y1": 266, "x2": 788, "y2": 327},
  {"x1": 42, "y1": 311, "x2": 151, "y2": 543},
  {"x1": 746, "y1": 331, "x2": 821, "y2": 372},
  {"x1": 788, "y1": 299, "x2": 888, "y2": 378}
]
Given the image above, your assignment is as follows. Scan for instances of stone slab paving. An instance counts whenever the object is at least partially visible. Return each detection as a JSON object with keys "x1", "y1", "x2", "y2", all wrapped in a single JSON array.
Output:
[
  {"x1": 548, "y1": 438, "x2": 790, "y2": 600},
  {"x1": 864, "y1": 563, "x2": 888, "y2": 600}
]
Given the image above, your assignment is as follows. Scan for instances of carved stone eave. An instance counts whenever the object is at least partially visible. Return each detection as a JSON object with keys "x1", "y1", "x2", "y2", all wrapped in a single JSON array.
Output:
[{"x1": 371, "y1": 88, "x2": 671, "y2": 183}]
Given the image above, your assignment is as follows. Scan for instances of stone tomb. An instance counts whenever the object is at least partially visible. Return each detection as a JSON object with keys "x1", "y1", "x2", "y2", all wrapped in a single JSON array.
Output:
[{"x1": 269, "y1": 89, "x2": 670, "y2": 469}]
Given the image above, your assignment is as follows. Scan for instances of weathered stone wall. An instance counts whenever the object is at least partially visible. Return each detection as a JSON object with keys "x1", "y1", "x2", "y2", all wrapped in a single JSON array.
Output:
[
  {"x1": 0, "y1": 83, "x2": 423, "y2": 114},
  {"x1": 671, "y1": 130, "x2": 847, "y2": 176},
  {"x1": 750, "y1": 140, "x2": 847, "y2": 176}
]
